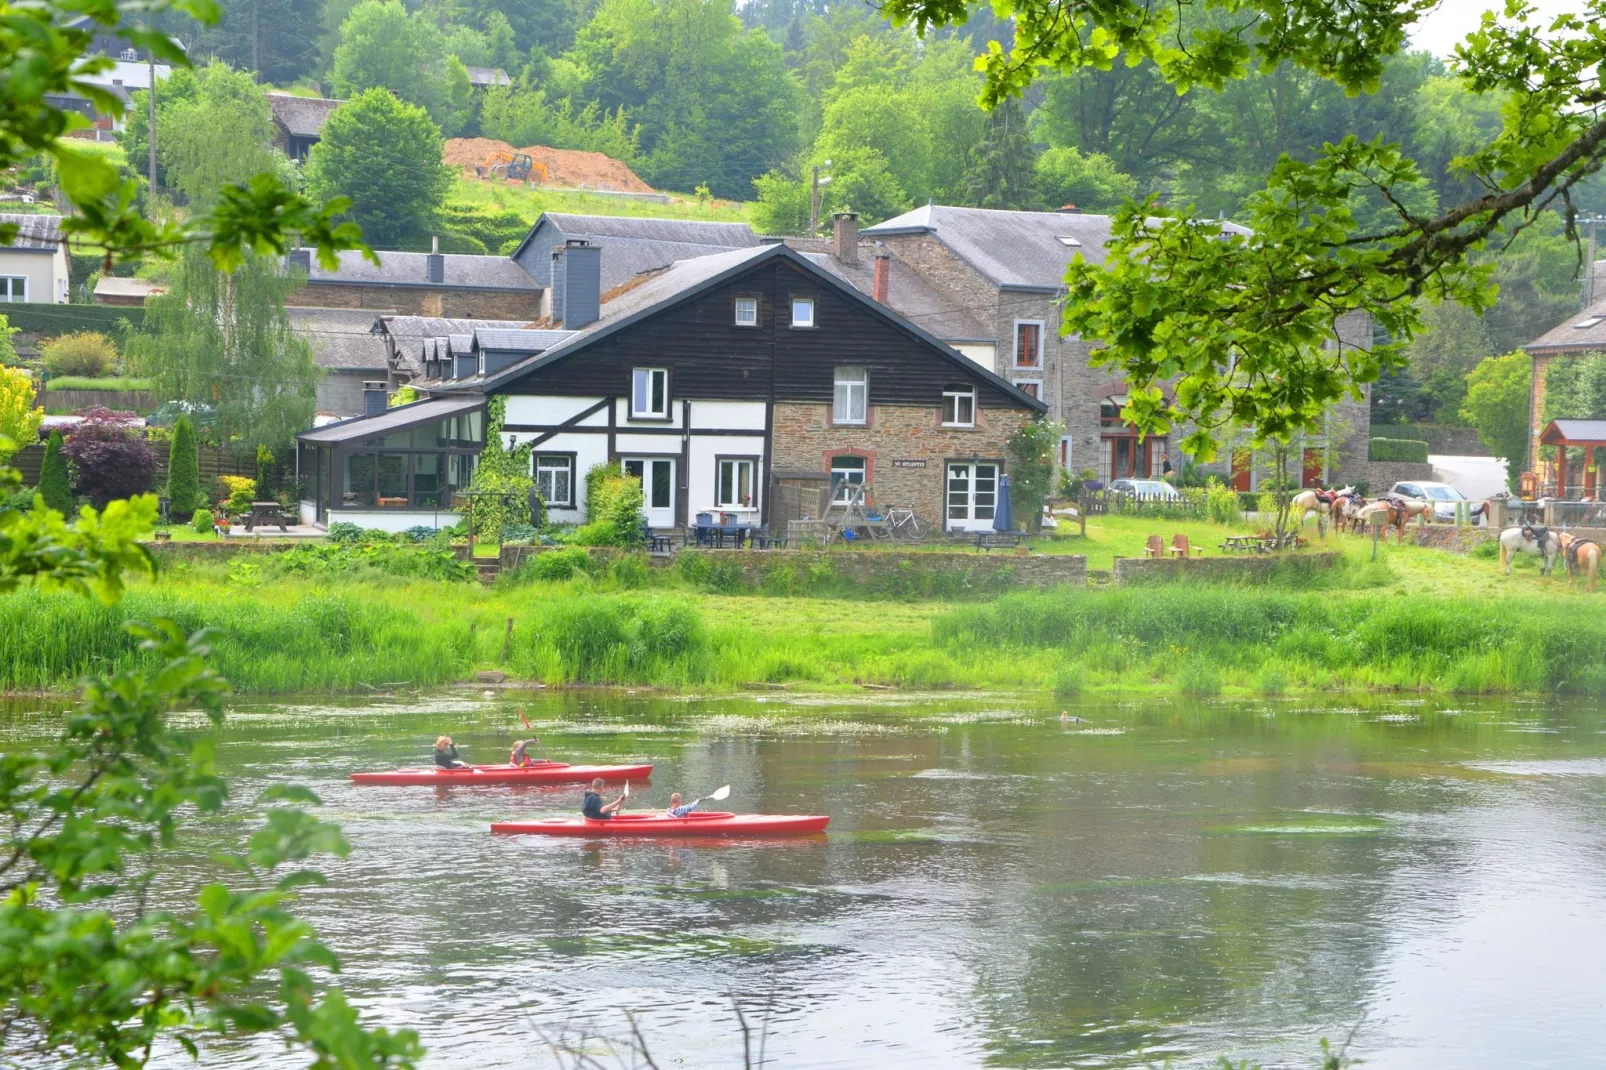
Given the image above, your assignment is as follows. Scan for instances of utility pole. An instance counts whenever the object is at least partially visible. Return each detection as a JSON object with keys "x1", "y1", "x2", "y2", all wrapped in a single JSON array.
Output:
[
  {"x1": 808, "y1": 160, "x2": 831, "y2": 236},
  {"x1": 252, "y1": 0, "x2": 260, "y2": 76},
  {"x1": 147, "y1": 42, "x2": 157, "y2": 200}
]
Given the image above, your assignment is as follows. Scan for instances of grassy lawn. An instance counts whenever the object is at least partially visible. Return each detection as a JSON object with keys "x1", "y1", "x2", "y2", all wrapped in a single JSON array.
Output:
[
  {"x1": 46, "y1": 376, "x2": 153, "y2": 391},
  {"x1": 447, "y1": 175, "x2": 748, "y2": 229}
]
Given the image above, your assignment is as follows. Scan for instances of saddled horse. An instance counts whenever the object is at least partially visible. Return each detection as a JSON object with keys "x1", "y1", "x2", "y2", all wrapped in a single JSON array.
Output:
[
  {"x1": 1557, "y1": 531, "x2": 1602, "y2": 591},
  {"x1": 1289, "y1": 485, "x2": 1355, "y2": 530},
  {"x1": 1354, "y1": 498, "x2": 1416, "y2": 543},
  {"x1": 1331, "y1": 490, "x2": 1368, "y2": 533},
  {"x1": 1499, "y1": 524, "x2": 1560, "y2": 576}
]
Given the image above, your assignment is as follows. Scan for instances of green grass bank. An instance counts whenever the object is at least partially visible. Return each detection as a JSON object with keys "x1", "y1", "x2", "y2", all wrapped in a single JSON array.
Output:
[{"x1": 6, "y1": 560, "x2": 1605, "y2": 697}]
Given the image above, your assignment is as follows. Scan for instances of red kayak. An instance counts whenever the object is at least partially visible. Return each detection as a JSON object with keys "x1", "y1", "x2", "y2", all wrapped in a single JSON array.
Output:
[
  {"x1": 350, "y1": 761, "x2": 653, "y2": 787},
  {"x1": 491, "y1": 811, "x2": 829, "y2": 837}
]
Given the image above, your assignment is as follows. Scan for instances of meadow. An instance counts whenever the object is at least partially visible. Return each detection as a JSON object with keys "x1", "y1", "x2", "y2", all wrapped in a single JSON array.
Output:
[{"x1": 3, "y1": 514, "x2": 1598, "y2": 698}]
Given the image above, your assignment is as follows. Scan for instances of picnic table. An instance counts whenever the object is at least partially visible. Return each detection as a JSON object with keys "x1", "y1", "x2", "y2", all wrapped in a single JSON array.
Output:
[
  {"x1": 1219, "y1": 534, "x2": 1266, "y2": 553},
  {"x1": 974, "y1": 531, "x2": 1030, "y2": 552},
  {"x1": 243, "y1": 501, "x2": 288, "y2": 533}
]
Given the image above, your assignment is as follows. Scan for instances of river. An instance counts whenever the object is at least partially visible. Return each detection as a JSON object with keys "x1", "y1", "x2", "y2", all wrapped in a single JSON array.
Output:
[{"x1": 7, "y1": 689, "x2": 1606, "y2": 1069}]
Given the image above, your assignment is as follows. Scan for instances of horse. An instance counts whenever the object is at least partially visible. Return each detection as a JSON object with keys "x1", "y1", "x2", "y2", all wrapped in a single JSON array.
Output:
[
  {"x1": 1331, "y1": 491, "x2": 1367, "y2": 533},
  {"x1": 1498, "y1": 524, "x2": 1560, "y2": 576},
  {"x1": 1289, "y1": 485, "x2": 1355, "y2": 530},
  {"x1": 1558, "y1": 531, "x2": 1601, "y2": 592},
  {"x1": 1388, "y1": 494, "x2": 1435, "y2": 526}
]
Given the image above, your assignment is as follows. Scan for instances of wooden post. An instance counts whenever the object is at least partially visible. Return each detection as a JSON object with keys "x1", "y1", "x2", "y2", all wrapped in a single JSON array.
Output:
[
  {"x1": 465, "y1": 493, "x2": 474, "y2": 558},
  {"x1": 1371, "y1": 518, "x2": 1382, "y2": 561},
  {"x1": 502, "y1": 617, "x2": 514, "y2": 661},
  {"x1": 1588, "y1": 445, "x2": 1597, "y2": 499},
  {"x1": 1558, "y1": 446, "x2": 1569, "y2": 500}
]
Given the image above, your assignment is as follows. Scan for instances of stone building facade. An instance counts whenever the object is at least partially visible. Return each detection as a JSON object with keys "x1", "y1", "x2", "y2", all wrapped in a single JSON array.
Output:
[
  {"x1": 769, "y1": 400, "x2": 1036, "y2": 524},
  {"x1": 285, "y1": 246, "x2": 543, "y2": 320}
]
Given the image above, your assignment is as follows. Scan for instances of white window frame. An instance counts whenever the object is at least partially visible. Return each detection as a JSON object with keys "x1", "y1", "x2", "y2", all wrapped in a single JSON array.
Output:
[
  {"x1": 831, "y1": 455, "x2": 867, "y2": 503},
  {"x1": 833, "y1": 365, "x2": 867, "y2": 425},
  {"x1": 1013, "y1": 378, "x2": 1043, "y2": 401},
  {"x1": 941, "y1": 385, "x2": 976, "y2": 428},
  {"x1": 0, "y1": 276, "x2": 27, "y2": 303},
  {"x1": 534, "y1": 454, "x2": 575, "y2": 508},
  {"x1": 1013, "y1": 319, "x2": 1044, "y2": 369},
  {"x1": 716, "y1": 458, "x2": 758, "y2": 510},
  {"x1": 791, "y1": 297, "x2": 816, "y2": 328},
  {"x1": 630, "y1": 367, "x2": 669, "y2": 419},
  {"x1": 734, "y1": 296, "x2": 758, "y2": 326},
  {"x1": 946, "y1": 462, "x2": 999, "y2": 529}
]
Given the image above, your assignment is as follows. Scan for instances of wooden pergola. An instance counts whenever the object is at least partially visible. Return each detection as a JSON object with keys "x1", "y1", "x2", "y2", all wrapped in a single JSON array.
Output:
[{"x1": 1539, "y1": 418, "x2": 1606, "y2": 498}]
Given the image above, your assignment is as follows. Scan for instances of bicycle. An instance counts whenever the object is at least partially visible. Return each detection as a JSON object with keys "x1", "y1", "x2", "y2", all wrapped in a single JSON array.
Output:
[{"x1": 882, "y1": 507, "x2": 930, "y2": 541}]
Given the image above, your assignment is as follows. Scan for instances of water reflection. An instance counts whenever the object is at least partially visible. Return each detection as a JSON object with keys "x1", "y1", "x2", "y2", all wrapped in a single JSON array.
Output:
[{"x1": 3, "y1": 691, "x2": 1603, "y2": 1068}]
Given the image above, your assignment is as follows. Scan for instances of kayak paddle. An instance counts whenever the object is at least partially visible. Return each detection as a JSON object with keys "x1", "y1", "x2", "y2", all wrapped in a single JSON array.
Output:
[
  {"x1": 692, "y1": 784, "x2": 731, "y2": 807},
  {"x1": 620, "y1": 779, "x2": 630, "y2": 813}
]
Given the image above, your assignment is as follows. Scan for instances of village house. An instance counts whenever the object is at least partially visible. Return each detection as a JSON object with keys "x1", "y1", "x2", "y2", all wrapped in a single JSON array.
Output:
[
  {"x1": 1520, "y1": 263, "x2": 1606, "y2": 494},
  {"x1": 0, "y1": 214, "x2": 69, "y2": 304},
  {"x1": 861, "y1": 204, "x2": 1373, "y2": 490},
  {"x1": 510, "y1": 214, "x2": 761, "y2": 308},
  {"x1": 284, "y1": 239, "x2": 542, "y2": 318},
  {"x1": 295, "y1": 239, "x2": 1044, "y2": 533},
  {"x1": 267, "y1": 92, "x2": 343, "y2": 162}
]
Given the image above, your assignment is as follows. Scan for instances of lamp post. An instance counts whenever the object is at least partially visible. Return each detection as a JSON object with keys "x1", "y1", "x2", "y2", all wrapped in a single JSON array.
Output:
[{"x1": 809, "y1": 160, "x2": 832, "y2": 236}]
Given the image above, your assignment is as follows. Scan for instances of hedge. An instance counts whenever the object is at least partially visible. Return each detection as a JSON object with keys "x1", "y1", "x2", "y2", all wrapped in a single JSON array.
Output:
[
  {"x1": 1368, "y1": 437, "x2": 1430, "y2": 463},
  {"x1": 0, "y1": 302, "x2": 143, "y2": 336}
]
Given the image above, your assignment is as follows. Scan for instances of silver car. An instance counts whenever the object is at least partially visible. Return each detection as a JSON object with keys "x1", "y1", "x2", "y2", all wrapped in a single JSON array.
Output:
[
  {"x1": 1108, "y1": 478, "x2": 1184, "y2": 501},
  {"x1": 1389, "y1": 480, "x2": 1466, "y2": 521}
]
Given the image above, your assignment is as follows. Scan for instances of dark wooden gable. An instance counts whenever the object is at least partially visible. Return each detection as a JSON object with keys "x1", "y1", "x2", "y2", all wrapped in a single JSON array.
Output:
[{"x1": 493, "y1": 256, "x2": 1034, "y2": 410}]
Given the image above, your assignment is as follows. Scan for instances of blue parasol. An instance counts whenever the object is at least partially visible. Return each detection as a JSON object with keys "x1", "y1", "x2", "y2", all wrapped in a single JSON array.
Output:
[{"x1": 993, "y1": 473, "x2": 1015, "y2": 532}]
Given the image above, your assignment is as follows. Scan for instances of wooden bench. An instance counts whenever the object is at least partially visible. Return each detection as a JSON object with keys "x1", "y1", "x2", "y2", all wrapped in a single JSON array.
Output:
[
  {"x1": 973, "y1": 531, "x2": 1030, "y2": 552},
  {"x1": 1219, "y1": 535, "x2": 1263, "y2": 553},
  {"x1": 243, "y1": 501, "x2": 288, "y2": 533}
]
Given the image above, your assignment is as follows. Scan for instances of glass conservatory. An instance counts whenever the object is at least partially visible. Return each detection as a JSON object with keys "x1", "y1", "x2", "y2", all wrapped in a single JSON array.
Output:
[{"x1": 296, "y1": 398, "x2": 486, "y2": 532}]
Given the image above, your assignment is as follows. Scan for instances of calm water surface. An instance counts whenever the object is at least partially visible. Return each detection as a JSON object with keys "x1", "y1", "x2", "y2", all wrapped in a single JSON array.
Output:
[{"x1": 6, "y1": 690, "x2": 1606, "y2": 1069}]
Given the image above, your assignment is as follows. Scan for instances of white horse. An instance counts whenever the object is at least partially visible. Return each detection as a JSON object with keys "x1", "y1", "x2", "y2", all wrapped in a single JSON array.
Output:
[
  {"x1": 1289, "y1": 485, "x2": 1355, "y2": 528},
  {"x1": 1499, "y1": 524, "x2": 1560, "y2": 576}
]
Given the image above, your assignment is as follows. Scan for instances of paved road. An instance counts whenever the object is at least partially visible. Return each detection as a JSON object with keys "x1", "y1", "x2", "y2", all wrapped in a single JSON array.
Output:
[{"x1": 1430, "y1": 454, "x2": 1509, "y2": 500}]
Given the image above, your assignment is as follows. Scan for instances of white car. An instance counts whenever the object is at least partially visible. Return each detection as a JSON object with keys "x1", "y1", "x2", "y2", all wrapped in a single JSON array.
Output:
[
  {"x1": 1389, "y1": 480, "x2": 1467, "y2": 521},
  {"x1": 1108, "y1": 478, "x2": 1184, "y2": 501}
]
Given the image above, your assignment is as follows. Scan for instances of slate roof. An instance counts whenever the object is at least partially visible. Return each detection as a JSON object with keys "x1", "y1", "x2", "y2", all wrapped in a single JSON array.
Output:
[
  {"x1": 288, "y1": 307, "x2": 394, "y2": 370},
  {"x1": 862, "y1": 204, "x2": 1252, "y2": 292},
  {"x1": 512, "y1": 213, "x2": 759, "y2": 291},
  {"x1": 93, "y1": 276, "x2": 164, "y2": 300},
  {"x1": 298, "y1": 396, "x2": 485, "y2": 445},
  {"x1": 1525, "y1": 291, "x2": 1606, "y2": 352},
  {"x1": 433, "y1": 243, "x2": 1046, "y2": 413},
  {"x1": 0, "y1": 213, "x2": 63, "y2": 250},
  {"x1": 474, "y1": 328, "x2": 576, "y2": 351},
  {"x1": 787, "y1": 241, "x2": 993, "y2": 342},
  {"x1": 1541, "y1": 419, "x2": 1606, "y2": 444},
  {"x1": 377, "y1": 315, "x2": 537, "y2": 376},
  {"x1": 301, "y1": 249, "x2": 539, "y2": 290},
  {"x1": 267, "y1": 93, "x2": 342, "y2": 138}
]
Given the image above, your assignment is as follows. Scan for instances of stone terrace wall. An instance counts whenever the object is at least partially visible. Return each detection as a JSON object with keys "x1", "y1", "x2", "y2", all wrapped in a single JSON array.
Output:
[
  {"x1": 501, "y1": 545, "x2": 1088, "y2": 590},
  {"x1": 1367, "y1": 460, "x2": 1434, "y2": 490},
  {"x1": 1112, "y1": 551, "x2": 1342, "y2": 586}
]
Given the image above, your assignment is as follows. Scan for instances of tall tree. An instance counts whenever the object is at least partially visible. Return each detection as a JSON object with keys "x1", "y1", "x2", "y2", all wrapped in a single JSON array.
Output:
[
  {"x1": 127, "y1": 246, "x2": 320, "y2": 451},
  {"x1": 187, "y1": 0, "x2": 325, "y2": 84},
  {"x1": 962, "y1": 98, "x2": 1040, "y2": 211},
  {"x1": 153, "y1": 62, "x2": 291, "y2": 207},
  {"x1": 36, "y1": 429, "x2": 71, "y2": 514},
  {"x1": 330, "y1": 0, "x2": 449, "y2": 124},
  {"x1": 1460, "y1": 351, "x2": 1530, "y2": 487},
  {"x1": 166, "y1": 413, "x2": 200, "y2": 522},
  {"x1": 305, "y1": 88, "x2": 454, "y2": 249}
]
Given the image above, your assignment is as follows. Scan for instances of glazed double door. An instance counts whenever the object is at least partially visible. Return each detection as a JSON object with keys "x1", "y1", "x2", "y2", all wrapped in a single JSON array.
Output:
[{"x1": 623, "y1": 457, "x2": 675, "y2": 527}]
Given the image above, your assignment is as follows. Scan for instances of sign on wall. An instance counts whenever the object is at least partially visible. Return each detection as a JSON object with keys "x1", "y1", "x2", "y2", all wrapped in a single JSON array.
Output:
[{"x1": 891, "y1": 459, "x2": 927, "y2": 469}]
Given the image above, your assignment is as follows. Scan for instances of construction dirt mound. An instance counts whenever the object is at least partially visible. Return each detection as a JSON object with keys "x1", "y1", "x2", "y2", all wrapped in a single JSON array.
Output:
[{"x1": 443, "y1": 137, "x2": 655, "y2": 195}]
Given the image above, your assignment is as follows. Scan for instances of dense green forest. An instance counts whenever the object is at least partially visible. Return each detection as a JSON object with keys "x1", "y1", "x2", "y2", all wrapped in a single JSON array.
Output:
[{"x1": 130, "y1": 0, "x2": 1606, "y2": 434}]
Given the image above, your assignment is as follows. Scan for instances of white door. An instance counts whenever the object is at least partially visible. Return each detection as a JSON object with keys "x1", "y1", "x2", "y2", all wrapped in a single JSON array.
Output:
[
  {"x1": 623, "y1": 457, "x2": 675, "y2": 527},
  {"x1": 946, "y1": 462, "x2": 999, "y2": 532}
]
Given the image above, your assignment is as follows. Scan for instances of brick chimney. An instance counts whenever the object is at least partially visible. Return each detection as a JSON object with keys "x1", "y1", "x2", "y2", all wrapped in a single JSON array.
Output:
[
  {"x1": 1054, "y1": 203, "x2": 1081, "y2": 214},
  {"x1": 833, "y1": 211, "x2": 859, "y2": 266},
  {"x1": 872, "y1": 250, "x2": 890, "y2": 304}
]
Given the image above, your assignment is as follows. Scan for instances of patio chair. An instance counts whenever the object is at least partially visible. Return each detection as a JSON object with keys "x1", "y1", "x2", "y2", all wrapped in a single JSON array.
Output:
[
  {"x1": 1143, "y1": 534, "x2": 1166, "y2": 558},
  {"x1": 693, "y1": 512, "x2": 715, "y2": 547},
  {"x1": 1168, "y1": 533, "x2": 1202, "y2": 558}
]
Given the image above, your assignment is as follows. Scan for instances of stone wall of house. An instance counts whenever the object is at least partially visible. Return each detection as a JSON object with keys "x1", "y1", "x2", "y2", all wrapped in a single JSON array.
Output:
[
  {"x1": 769, "y1": 400, "x2": 1033, "y2": 522},
  {"x1": 287, "y1": 282, "x2": 541, "y2": 319},
  {"x1": 1112, "y1": 551, "x2": 1342, "y2": 585},
  {"x1": 1368, "y1": 461, "x2": 1435, "y2": 489},
  {"x1": 1408, "y1": 526, "x2": 1493, "y2": 553}
]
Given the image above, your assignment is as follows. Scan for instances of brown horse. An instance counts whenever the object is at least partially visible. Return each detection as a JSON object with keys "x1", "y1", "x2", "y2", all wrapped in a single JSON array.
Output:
[
  {"x1": 1558, "y1": 531, "x2": 1602, "y2": 592},
  {"x1": 1355, "y1": 499, "x2": 1414, "y2": 544}
]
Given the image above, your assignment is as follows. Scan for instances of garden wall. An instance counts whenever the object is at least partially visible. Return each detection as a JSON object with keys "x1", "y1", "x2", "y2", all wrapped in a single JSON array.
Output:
[
  {"x1": 46, "y1": 388, "x2": 156, "y2": 412},
  {"x1": 1111, "y1": 551, "x2": 1342, "y2": 585},
  {"x1": 501, "y1": 545, "x2": 1090, "y2": 590},
  {"x1": 1367, "y1": 461, "x2": 1434, "y2": 489}
]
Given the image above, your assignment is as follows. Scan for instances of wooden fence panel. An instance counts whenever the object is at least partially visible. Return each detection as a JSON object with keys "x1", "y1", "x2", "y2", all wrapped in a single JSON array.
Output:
[{"x1": 7, "y1": 443, "x2": 265, "y2": 494}]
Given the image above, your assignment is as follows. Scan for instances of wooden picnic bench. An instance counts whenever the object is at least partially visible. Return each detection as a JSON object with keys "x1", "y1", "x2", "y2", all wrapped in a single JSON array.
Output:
[
  {"x1": 1220, "y1": 534, "x2": 1264, "y2": 553},
  {"x1": 974, "y1": 531, "x2": 1030, "y2": 552},
  {"x1": 243, "y1": 501, "x2": 288, "y2": 533}
]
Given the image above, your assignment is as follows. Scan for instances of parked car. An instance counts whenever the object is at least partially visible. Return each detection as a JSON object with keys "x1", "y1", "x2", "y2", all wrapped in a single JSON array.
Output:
[
  {"x1": 1389, "y1": 480, "x2": 1467, "y2": 521},
  {"x1": 1109, "y1": 478, "x2": 1184, "y2": 501}
]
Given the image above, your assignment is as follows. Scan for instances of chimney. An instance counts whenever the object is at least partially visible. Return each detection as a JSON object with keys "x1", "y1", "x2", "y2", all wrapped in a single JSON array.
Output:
[
  {"x1": 551, "y1": 239, "x2": 601, "y2": 330},
  {"x1": 872, "y1": 250, "x2": 890, "y2": 304},
  {"x1": 427, "y1": 235, "x2": 444, "y2": 284},
  {"x1": 362, "y1": 381, "x2": 387, "y2": 416},
  {"x1": 288, "y1": 248, "x2": 312, "y2": 274},
  {"x1": 1055, "y1": 203, "x2": 1081, "y2": 214},
  {"x1": 833, "y1": 212, "x2": 859, "y2": 265}
]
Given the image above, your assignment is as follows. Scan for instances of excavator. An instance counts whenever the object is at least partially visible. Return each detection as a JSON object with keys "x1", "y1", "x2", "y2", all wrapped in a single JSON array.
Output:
[{"x1": 477, "y1": 151, "x2": 549, "y2": 185}]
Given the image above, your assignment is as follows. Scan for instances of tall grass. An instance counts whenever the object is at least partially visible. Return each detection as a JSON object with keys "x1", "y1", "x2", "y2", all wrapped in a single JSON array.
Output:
[{"x1": 934, "y1": 588, "x2": 1606, "y2": 695}]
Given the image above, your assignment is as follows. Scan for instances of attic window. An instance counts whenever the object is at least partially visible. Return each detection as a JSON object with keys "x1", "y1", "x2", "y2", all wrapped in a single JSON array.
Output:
[
  {"x1": 1057, "y1": 236, "x2": 1082, "y2": 247},
  {"x1": 1577, "y1": 317, "x2": 1604, "y2": 329}
]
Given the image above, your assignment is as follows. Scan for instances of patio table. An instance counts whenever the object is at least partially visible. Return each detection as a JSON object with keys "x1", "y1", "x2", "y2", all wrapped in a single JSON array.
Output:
[{"x1": 243, "y1": 501, "x2": 289, "y2": 533}]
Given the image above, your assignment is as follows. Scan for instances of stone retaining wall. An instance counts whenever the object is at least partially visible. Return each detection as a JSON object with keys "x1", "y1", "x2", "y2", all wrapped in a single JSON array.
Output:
[
  {"x1": 1366, "y1": 460, "x2": 1434, "y2": 490},
  {"x1": 1408, "y1": 526, "x2": 1494, "y2": 553},
  {"x1": 1112, "y1": 551, "x2": 1342, "y2": 585}
]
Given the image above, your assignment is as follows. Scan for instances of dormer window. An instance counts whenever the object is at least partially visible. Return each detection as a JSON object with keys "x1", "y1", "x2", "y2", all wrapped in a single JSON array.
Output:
[
  {"x1": 734, "y1": 296, "x2": 758, "y2": 326},
  {"x1": 791, "y1": 297, "x2": 815, "y2": 328},
  {"x1": 631, "y1": 367, "x2": 669, "y2": 419}
]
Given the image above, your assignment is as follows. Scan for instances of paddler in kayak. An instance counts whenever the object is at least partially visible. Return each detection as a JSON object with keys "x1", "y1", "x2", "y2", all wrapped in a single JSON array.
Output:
[
  {"x1": 666, "y1": 792, "x2": 699, "y2": 818},
  {"x1": 582, "y1": 777, "x2": 625, "y2": 821},
  {"x1": 509, "y1": 739, "x2": 540, "y2": 767},
  {"x1": 434, "y1": 736, "x2": 467, "y2": 769}
]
